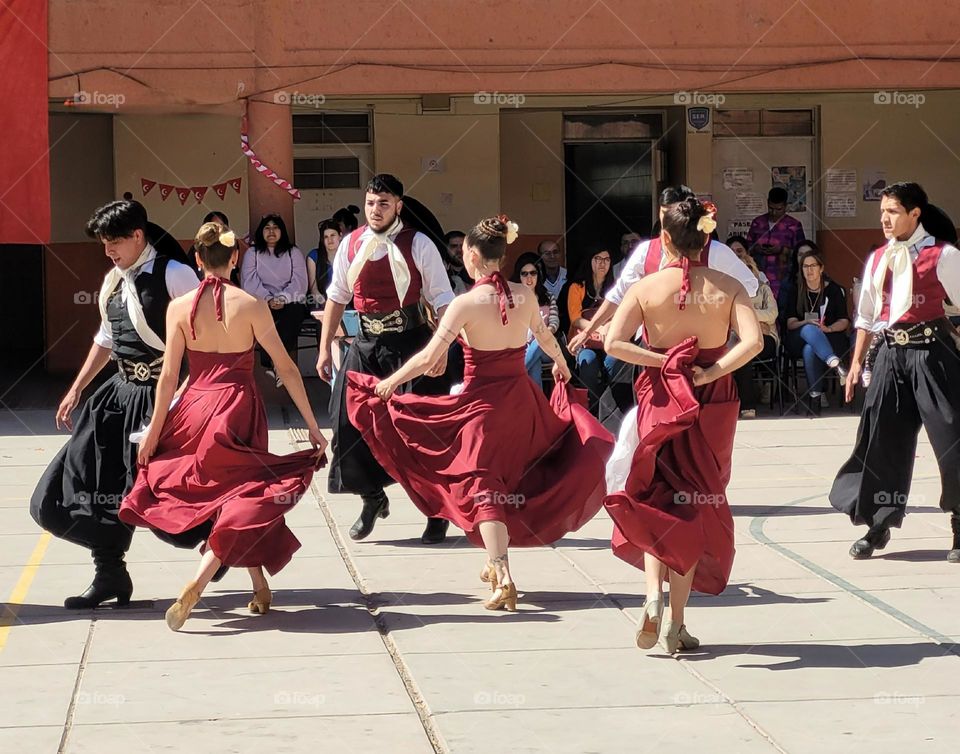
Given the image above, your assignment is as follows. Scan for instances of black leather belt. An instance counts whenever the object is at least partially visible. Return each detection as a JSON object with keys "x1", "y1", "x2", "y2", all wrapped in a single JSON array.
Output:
[
  {"x1": 359, "y1": 303, "x2": 426, "y2": 337},
  {"x1": 883, "y1": 319, "x2": 950, "y2": 348},
  {"x1": 117, "y1": 356, "x2": 163, "y2": 383}
]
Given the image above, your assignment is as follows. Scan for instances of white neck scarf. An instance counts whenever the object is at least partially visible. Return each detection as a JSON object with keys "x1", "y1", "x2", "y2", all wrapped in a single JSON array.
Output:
[
  {"x1": 97, "y1": 243, "x2": 166, "y2": 351},
  {"x1": 871, "y1": 223, "x2": 927, "y2": 325},
  {"x1": 346, "y1": 218, "x2": 411, "y2": 305}
]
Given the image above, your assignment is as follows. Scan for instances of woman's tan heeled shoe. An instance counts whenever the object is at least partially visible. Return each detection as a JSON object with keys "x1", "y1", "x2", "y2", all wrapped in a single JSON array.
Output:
[
  {"x1": 165, "y1": 581, "x2": 201, "y2": 631},
  {"x1": 635, "y1": 597, "x2": 663, "y2": 649},
  {"x1": 248, "y1": 587, "x2": 272, "y2": 614},
  {"x1": 479, "y1": 562, "x2": 499, "y2": 592},
  {"x1": 660, "y1": 619, "x2": 700, "y2": 654},
  {"x1": 484, "y1": 581, "x2": 518, "y2": 612}
]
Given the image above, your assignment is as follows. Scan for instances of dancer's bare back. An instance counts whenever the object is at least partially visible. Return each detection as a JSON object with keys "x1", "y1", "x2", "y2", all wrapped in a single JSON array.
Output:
[
  {"x1": 624, "y1": 266, "x2": 749, "y2": 349},
  {"x1": 455, "y1": 281, "x2": 542, "y2": 350},
  {"x1": 168, "y1": 284, "x2": 280, "y2": 355}
]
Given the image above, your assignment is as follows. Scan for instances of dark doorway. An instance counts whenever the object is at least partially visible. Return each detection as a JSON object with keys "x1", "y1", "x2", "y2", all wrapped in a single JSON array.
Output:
[
  {"x1": 0, "y1": 244, "x2": 46, "y2": 401},
  {"x1": 563, "y1": 141, "x2": 655, "y2": 274}
]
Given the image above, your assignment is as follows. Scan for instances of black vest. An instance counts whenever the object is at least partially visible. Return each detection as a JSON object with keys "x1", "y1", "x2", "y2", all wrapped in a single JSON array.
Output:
[{"x1": 106, "y1": 256, "x2": 172, "y2": 362}]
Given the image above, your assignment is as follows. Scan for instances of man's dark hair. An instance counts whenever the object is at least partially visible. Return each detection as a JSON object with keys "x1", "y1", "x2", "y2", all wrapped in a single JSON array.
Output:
[
  {"x1": 366, "y1": 174, "x2": 404, "y2": 198},
  {"x1": 768, "y1": 187, "x2": 788, "y2": 204},
  {"x1": 881, "y1": 181, "x2": 928, "y2": 212},
  {"x1": 658, "y1": 185, "x2": 696, "y2": 207},
  {"x1": 85, "y1": 200, "x2": 148, "y2": 240},
  {"x1": 444, "y1": 230, "x2": 465, "y2": 243}
]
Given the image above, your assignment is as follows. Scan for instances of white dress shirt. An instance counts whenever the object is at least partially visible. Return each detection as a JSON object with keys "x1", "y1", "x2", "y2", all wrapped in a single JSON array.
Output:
[
  {"x1": 854, "y1": 224, "x2": 960, "y2": 331},
  {"x1": 606, "y1": 238, "x2": 759, "y2": 305},
  {"x1": 326, "y1": 222, "x2": 455, "y2": 311},
  {"x1": 93, "y1": 258, "x2": 199, "y2": 348}
]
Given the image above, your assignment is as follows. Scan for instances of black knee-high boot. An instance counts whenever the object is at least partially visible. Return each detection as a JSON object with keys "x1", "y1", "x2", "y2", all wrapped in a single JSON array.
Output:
[{"x1": 64, "y1": 547, "x2": 133, "y2": 609}]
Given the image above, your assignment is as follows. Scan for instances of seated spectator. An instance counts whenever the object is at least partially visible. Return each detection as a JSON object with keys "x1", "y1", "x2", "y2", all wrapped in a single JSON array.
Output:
[
  {"x1": 444, "y1": 229, "x2": 472, "y2": 294},
  {"x1": 306, "y1": 219, "x2": 341, "y2": 309},
  {"x1": 728, "y1": 236, "x2": 779, "y2": 418},
  {"x1": 240, "y1": 213, "x2": 308, "y2": 387},
  {"x1": 566, "y1": 247, "x2": 623, "y2": 416},
  {"x1": 538, "y1": 239, "x2": 567, "y2": 299},
  {"x1": 784, "y1": 250, "x2": 849, "y2": 414},
  {"x1": 615, "y1": 231, "x2": 642, "y2": 277},
  {"x1": 511, "y1": 253, "x2": 559, "y2": 390},
  {"x1": 777, "y1": 239, "x2": 819, "y2": 328}
]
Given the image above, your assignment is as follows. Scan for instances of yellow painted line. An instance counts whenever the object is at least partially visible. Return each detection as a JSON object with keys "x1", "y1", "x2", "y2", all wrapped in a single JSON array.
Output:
[{"x1": 0, "y1": 531, "x2": 52, "y2": 652}]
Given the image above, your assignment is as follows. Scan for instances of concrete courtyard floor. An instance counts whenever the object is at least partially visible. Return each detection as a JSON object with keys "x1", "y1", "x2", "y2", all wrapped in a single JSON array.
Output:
[{"x1": 1, "y1": 395, "x2": 957, "y2": 753}]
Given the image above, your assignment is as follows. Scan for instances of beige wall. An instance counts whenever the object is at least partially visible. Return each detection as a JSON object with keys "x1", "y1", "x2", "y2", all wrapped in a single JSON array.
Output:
[
  {"x1": 373, "y1": 98, "x2": 500, "y2": 234},
  {"x1": 113, "y1": 114, "x2": 249, "y2": 241},
  {"x1": 499, "y1": 110, "x2": 565, "y2": 235},
  {"x1": 49, "y1": 113, "x2": 115, "y2": 243}
]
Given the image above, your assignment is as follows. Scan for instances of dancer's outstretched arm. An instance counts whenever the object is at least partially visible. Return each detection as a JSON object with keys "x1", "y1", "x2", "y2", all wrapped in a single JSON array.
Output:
[
  {"x1": 527, "y1": 296, "x2": 571, "y2": 383},
  {"x1": 317, "y1": 301, "x2": 347, "y2": 383},
  {"x1": 604, "y1": 287, "x2": 668, "y2": 368},
  {"x1": 692, "y1": 290, "x2": 763, "y2": 386},
  {"x1": 254, "y1": 301, "x2": 326, "y2": 452},
  {"x1": 376, "y1": 300, "x2": 467, "y2": 400},
  {"x1": 56, "y1": 342, "x2": 112, "y2": 430}
]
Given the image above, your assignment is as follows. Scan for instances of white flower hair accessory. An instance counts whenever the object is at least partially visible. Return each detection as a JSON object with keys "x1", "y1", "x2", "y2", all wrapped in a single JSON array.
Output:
[
  {"x1": 696, "y1": 215, "x2": 717, "y2": 234},
  {"x1": 497, "y1": 214, "x2": 520, "y2": 245},
  {"x1": 696, "y1": 200, "x2": 718, "y2": 235},
  {"x1": 218, "y1": 230, "x2": 237, "y2": 248}
]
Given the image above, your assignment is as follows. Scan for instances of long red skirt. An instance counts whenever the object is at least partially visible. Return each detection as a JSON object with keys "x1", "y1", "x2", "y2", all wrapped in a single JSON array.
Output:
[
  {"x1": 346, "y1": 345, "x2": 614, "y2": 547},
  {"x1": 120, "y1": 349, "x2": 323, "y2": 575},
  {"x1": 604, "y1": 338, "x2": 739, "y2": 595}
]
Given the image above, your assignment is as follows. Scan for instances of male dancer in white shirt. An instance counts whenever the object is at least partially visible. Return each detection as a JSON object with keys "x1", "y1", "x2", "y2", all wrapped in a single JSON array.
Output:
[
  {"x1": 318, "y1": 174, "x2": 455, "y2": 545},
  {"x1": 830, "y1": 182, "x2": 960, "y2": 562}
]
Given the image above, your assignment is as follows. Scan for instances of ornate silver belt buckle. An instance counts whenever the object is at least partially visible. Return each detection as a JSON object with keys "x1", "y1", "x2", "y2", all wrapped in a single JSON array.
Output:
[
  {"x1": 893, "y1": 329, "x2": 910, "y2": 346},
  {"x1": 366, "y1": 317, "x2": 384, "y2": 336}
]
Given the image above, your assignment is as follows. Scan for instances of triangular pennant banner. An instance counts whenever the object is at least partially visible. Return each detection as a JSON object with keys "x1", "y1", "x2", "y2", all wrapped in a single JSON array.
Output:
[
  {"x1": 175, "y1": 187, "x2": 191, "y2": 205},
  {"x1": 228, "y1": 177, "x2": 242, "y2": 193},
  {"x1": 141, "y1": 178, "x2": 157, "y2": 196},
  {"x1": 158, "y1": 184, "x2": 174, "y2": 201},
  {"x1": 212, "y1": 181, "x2": 228, "y2": 200},
  {"x1": 191, "y1": 186, "x2": 209, "y2": 204}
]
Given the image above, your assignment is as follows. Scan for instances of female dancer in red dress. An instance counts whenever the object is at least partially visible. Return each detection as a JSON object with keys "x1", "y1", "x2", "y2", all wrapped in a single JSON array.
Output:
[
  {"x1": 603, "y1": 199, "x2": 762, "y2": 652},
  {"x1": 120, "y1": 223, "x2": 326, "y2": 631},
  {"x1": 347, "y1": 216, "x2": 613, "y2": 611}
]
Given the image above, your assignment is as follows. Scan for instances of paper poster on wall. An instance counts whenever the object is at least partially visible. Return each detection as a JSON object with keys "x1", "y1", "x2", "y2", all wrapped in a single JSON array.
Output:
[
  {"x1": 825, "y1": 194, "x2": 857, "y2": 217},
  {"x1": 735, "y1": 192, "x2": 766, "y2": 217},
  {"x1": 863, "y1": 169, "x2": 887, "y2": 201},
  {"x1": 771, "y1": 166, "x2": 807, "y2": 211},
  {"x1": 727, "y1": 219, "x2": 752, "y2": 239},
  {"x1": 722, "y1": 167, "x2": 754, "y2": 190},
  {"x1": 825, "y1": 169, "x2": 857, "y2": 193}
]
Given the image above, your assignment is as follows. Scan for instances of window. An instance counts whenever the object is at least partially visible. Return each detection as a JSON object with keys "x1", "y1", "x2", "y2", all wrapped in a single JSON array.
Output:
[
  {"x1": 714, "y1": 109, "x2": 814, "y2": 137},
  {"x1": 293, "y1": 113, "x2": 371, "y2": 145},
  {"x1": 294, "y1": 156, "x2": 362, "y2": 190}
]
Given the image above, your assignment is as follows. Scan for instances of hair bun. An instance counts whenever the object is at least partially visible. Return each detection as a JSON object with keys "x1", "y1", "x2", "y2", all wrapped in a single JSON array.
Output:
[
  {"x1": 196, "y1": 221, "x2": 223, "y2": 248},
  {"x1": 478, "y1": 217, "x2": 507, "y2": 238}
]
